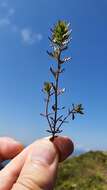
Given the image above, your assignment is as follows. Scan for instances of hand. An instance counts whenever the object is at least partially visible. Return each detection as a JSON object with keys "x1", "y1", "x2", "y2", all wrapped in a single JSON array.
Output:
[{"x1": 0, "y1": 136, "x2": 74, "y2": 190}]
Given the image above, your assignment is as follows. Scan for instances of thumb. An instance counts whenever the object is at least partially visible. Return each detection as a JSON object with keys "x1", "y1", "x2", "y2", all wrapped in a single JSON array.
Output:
[{"x1": 12, "y1": 137, "x2": 73, "y2": 190}]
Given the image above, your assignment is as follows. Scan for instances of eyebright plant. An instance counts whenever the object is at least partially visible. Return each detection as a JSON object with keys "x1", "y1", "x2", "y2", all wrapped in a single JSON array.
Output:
[{"x1": 41, "y1": 20, "x2": 84, "y2": 139}]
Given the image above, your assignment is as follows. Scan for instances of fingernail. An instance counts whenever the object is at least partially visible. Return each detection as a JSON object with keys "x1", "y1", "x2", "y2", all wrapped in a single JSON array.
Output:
[{"x1": 30, "y1": 140, "x2": 57, "y2": 166}]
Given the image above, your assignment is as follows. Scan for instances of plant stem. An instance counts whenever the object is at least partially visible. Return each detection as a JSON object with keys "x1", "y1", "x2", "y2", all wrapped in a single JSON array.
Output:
[
  {"x1": 57, "y1": 107, "x2": 76, "y2": 132},
  {"x1": 53, "y1": 50, "x2": 61, "y2": 137},
  {"x1": 57, "y1": 112, "x2": 72, "y2": 131},
  {"x1": 46, "y1": 94, "x2": 53, "y2": 133}
]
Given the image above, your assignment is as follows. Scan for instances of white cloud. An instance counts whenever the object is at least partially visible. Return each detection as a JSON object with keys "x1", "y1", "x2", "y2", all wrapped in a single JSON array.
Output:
[
  {"x1": 0, "y1": 18, "x2": 10, "y2": 26},
  {"x1": 35, "y1": 33, "x2": 43, "y2": 41},
  {"x1": 0, "y1": 3, "x2": 15, "y2": 28},
  {"x1": 0, "y1": 2, "x2": 43, "y2": 46},
  {"x1": 21, "y1": 28, "x2": 43, "y2": 45},
  {"x1": 8, "y1": 8, "x2": 15, "y2": 16},
  {"x1": 0, "y1": 2, "x2": 8, "y2": 8}
]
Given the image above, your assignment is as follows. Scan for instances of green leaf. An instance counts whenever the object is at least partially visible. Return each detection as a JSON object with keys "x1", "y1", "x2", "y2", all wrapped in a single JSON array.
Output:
[
  {"x1": 44, "y1": 82, "x2": 52, "y2": 93},
  {"x1": 74, "y1": 104, "x2": 84, "y2": 114},
  {"x1": 51, "y1": 20, "x2": 72, "y2": 47}
]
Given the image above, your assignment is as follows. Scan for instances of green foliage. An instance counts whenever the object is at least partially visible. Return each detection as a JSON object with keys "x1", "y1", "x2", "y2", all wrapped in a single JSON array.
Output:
[
  {"x1": 43, "y1": 82, "x2": 52, "y2": 94},
  {"x1": 51, "y1": 20, "x2": 71, "y2": 47},
  {"x1": 74, "y1": 104, "x2": 84, "y2": 115},
  {"x1": 55, "y1": 151, "x2": 107, "y2": 190}
]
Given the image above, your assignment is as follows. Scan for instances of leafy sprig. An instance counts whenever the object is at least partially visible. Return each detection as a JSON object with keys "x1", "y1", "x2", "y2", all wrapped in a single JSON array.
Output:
[{"x1": 41, "y1": 20, "x2": 84, "y2": 139}]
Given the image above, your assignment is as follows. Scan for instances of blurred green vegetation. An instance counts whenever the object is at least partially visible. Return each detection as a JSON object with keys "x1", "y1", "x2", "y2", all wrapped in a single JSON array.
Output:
[{"x1": 55, "y1": 151, "x2": 107, "y2": 190}]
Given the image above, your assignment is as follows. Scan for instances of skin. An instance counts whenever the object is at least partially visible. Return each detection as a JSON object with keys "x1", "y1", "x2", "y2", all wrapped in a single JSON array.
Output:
[{"x1": 0, "y1": 136, "x2": 74, "y2": 190}]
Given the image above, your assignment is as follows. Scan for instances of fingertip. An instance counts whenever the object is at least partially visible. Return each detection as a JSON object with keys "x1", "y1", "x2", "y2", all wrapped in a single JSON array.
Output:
[
  {"x1": 50, "y1": 136, "x2": 74, "y2": 162},
  {"x1": 0, "y1": 137, "x2": 24, "y2": 161}
]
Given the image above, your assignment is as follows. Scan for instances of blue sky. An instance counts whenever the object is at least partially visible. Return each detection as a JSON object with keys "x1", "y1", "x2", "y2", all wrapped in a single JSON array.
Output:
[{"x1": 0, "y1": 0, "x2": 107, "y2": 151}]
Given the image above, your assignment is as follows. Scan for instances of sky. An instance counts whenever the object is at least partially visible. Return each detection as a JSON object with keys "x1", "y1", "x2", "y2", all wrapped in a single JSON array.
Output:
[{"x1": 0, "y1": 0, "x2": 107, "y2": 151}]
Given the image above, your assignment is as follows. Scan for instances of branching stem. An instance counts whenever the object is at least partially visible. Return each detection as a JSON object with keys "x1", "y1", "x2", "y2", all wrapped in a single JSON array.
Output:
[{"x1": 57, "y1": 110, "x2": 74, "y2": 131}]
